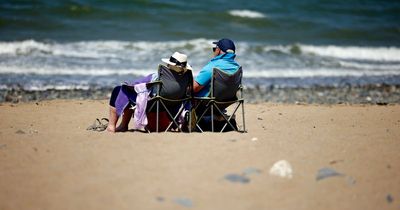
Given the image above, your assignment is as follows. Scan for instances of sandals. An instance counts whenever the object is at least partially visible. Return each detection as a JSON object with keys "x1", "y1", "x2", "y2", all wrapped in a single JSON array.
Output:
[{"x1": 87, "y1": 118, "x2": 109, "y2": 132}]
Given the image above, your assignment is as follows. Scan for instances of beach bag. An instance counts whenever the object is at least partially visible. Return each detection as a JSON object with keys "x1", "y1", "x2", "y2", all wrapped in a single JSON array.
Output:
[{"x1": 146, "y1": 111, "x2": 171, "y2": 132}]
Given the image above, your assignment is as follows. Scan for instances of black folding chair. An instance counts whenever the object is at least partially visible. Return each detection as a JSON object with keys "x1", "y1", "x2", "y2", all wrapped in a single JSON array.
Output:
[
  {"x1": 193, "y1": 67, "x2": 246, "y2": 132},
  {"x1": 146, "y1": 64, "x2": 193, "y2": 132}
]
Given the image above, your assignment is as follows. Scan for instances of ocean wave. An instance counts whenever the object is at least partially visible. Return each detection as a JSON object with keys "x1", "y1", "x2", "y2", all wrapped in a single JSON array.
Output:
[
  {"x1": 27, "y1": 85, "x2": 91, "y2": 91},
  {"x1": 0, "y1": 39, "x2": 214, "y2": 58},
  {"x1": 299, "y1": 45, "x2": 400, "y2": 62},
  {"x1": 0, "y1": 66, "x2": 153, "y2": 76},
  {"x1": 0, "y1": 40, "x2": 52, "y2": 55},
  {"x1": 244, "y1": 68, "x2": 400, "y2": 78},
  {"x1": 338, "y1": 61, "x2": 400, "y2": 71},
  {"x1": 1, "y1": 40, "x2": 400, "y2": 62},
  {"x1": 255, "y1": 44, "x2": 400, "y2": 62},
  {"x1": 228, "y1": 10, "x2": 266, "y2": 18},
  {"x1": 0, "y1": 84, "x2": 92, "y2": 91},
  {"x1": 0, "y1": 39, "x2": 400, "y2": 80}
]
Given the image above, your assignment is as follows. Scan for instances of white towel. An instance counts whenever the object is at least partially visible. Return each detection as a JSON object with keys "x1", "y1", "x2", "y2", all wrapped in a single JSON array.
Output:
[{"x1": 133, "y1": 83, "x2": 150, "y2": 130}]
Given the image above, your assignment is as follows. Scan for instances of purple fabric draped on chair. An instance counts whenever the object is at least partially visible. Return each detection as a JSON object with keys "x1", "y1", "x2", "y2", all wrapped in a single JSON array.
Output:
[{"x1": 115, "y1": 74, "x2": 153, "y2": 116}]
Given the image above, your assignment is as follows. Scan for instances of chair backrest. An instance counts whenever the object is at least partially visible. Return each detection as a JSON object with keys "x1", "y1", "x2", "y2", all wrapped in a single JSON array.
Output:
[
  {"x1": 156, "y1": 64, "x2": 193, "y2": 100},
  {"x1": 211, "y1": 67, "x2": 242, "y2": 101}
]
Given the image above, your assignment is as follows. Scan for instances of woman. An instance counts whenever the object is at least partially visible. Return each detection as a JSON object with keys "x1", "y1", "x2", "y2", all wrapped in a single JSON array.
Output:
[{"x1": 106, "y1": 52, "x2": 192, "y2": 132}]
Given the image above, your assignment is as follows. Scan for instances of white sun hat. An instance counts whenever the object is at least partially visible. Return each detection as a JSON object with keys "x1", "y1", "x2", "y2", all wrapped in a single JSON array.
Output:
[{"x1": 162, "y1": 52, "x2": 192, "y2": 70}]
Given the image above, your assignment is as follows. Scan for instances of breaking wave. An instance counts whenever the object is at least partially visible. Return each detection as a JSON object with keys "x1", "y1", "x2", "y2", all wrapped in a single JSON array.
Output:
[
  {"x1": 228, "y1": 10, "x2": 266, "y2": 18},
  {"x1": 1, "y1": 39, "x2": 400, "y2": 90}
]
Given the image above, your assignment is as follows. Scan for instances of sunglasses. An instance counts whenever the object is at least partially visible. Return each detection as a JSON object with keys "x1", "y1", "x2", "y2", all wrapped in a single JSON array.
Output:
[
  {"x1": 169, "y1": 56, "x2": 187, "y2": 67},
  {"x1": 212, "y1": 47, "x2": 218, "y2": 52}
]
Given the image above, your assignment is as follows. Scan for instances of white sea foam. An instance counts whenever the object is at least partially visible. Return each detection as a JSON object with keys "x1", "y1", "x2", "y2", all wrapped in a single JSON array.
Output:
[
  {"x1": 1, "y1": 39, "x2": 399, "y2": 62},
  {"x1": 1, "y1": 39, "x2": 400, "y2": 79},
  {"x1": 299, "y1": 45, "x2": 400, "y2": 62},
  {"x1": 27, "y1": 85, "x2": 91, "y2": 91},
  {"x1": 338, "y1": 61, "x2": 400, "y2": 71},
  {"x1": 0, "y1": 39, "x2": 213, "y2": 57},
  {"x1": 228, "y1": 10, "x2": 266, "y2": 18},
  {"x1": 0, "y1": 40, "x2": 51, "y2": 55},
  {"x1": 0, "y1": 65, "x2": 153, "y2": 76},
  {"x1": 243, "y1": 68, "x2": 400, "y2": 78},
  {"x1": 257, "y1": 44, "x2": 400, "y2": 62}
]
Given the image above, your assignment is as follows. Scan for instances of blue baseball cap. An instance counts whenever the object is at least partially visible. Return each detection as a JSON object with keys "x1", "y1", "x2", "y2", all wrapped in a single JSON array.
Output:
[{"x1": 213, "y1": 38, "x2": 236, "y2": 53}]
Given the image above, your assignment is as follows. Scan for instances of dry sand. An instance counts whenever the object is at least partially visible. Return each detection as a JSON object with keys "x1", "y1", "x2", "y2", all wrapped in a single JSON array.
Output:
[{"x1": 0, "y1": 100, "x2": 399, "y2": 210}]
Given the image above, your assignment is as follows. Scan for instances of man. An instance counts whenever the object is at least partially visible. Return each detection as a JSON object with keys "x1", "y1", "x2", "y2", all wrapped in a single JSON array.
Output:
[{"x1": 193, "y1": 38, "x2": 240, "y2": 96}]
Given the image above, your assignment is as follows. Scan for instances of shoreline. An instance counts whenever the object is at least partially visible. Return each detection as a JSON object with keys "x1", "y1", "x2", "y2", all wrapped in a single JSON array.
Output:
[{"x1": 1, "y1": 83, "x2": 400, "y2": 104}]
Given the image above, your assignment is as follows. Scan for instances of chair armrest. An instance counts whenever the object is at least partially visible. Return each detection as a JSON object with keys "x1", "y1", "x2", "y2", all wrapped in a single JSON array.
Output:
[
  {"x1": 145, "y1": 81, "x2": 161, "y2": 89},
  {"x1": 121, "y1": 81, "x2": 161, "y2": 88}
]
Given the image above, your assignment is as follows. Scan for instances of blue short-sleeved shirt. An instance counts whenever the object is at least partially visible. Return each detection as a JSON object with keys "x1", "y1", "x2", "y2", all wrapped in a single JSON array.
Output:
[{"x1": 195, "y1": 53, "x2": 240, "y2": 97}]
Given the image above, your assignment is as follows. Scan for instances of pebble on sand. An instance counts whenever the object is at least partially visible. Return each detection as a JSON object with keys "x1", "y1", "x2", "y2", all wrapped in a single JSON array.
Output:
[
  {"x1": 386, "y1": 194, "x2": 393, "y2": 204},
  {"x1": 316, "y1": 167, "x2": 343, "y2": 181},
  {"x1": 155, "y1": 196, "x2": 165, "y2": 202},
  {"x1": 15, "y1": 129, "x2": 25, "y2": 134},
  {"x1": 174, "y1": 197, "x2": 193, "y2": 208},
  {"x1": 224, "y1": 174, "x2": 250, "y2": 184},
  {"x1": 269, "y1": 160, "x2": 293, "y2": 179}
]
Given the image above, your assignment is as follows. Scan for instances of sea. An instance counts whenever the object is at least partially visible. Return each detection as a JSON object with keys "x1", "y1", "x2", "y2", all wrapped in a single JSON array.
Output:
[{"x1": 1, "y1": 0, "x2": 400, "y2": 92}]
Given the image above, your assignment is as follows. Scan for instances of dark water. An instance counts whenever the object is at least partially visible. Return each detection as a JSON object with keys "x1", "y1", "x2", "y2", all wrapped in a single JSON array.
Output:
[
  {"x1": 0, "y1": 0, "x2": 400, "y2": 91},
  {"x1": 2, "y1": 0, "x2": 399, "y2": 45}
]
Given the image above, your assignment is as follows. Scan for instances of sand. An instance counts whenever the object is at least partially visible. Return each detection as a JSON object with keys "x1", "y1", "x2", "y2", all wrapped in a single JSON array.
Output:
[{"x1": 0, "y1": 100, "x2": 399, "y2": 210}]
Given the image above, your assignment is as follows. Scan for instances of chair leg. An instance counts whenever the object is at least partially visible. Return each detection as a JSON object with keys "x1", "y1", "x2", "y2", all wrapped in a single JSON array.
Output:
[
  {"x1": 241, "y1": 101, "x2": 246, "y2": 132},
  {"x1": 196, "y1": 124, "x2": 204, "y2": 132},
  {"x1": 211, "y1": 103, "x2": 214, "y2": 132},
  {"x1": 195, "y1": 102, "x2": 211, "y2": 133},
  {"x1": 215, "y1": 103, "x2": 240, "y2": 132},
  {"x1": 188, "y1": 101, "x2": 192, "y2": 133},
  {"x1": 156, "y1": 100, "x2": 159, "y2": 133},
  {"x1": 147, "y1": 101, "x2": 156, "y2": 112},
  {"x1": 160, "y1": 100, "x2": 184, "y2": 132}
]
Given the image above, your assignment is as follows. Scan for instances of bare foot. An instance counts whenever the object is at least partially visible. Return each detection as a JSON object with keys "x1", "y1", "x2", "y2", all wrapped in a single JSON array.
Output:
[{"x1": 106, "y1": 125, "x2": 116, "y2": 133}]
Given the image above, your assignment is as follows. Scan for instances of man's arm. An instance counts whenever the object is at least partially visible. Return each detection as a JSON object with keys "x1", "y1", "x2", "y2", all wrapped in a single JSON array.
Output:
[
  {"x1": 193, "y1": 62, "x2": 212, "y2": 94},
  {"x1": 193, "y1": 80, "x2": 203, "y2": 93}
]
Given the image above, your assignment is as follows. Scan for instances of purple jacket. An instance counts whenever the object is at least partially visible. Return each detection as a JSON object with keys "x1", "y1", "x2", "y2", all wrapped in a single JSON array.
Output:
[{"x1": 115, "y1": 74, "x2": 153, "y2": 116}]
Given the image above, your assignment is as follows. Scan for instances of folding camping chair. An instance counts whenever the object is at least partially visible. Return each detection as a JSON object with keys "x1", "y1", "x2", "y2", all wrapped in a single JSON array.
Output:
[
  {"x1": 193, "y1": 67, "x2": 246, "y2": 133},
  {"x1": 145, "y1": 64, "x2": 193, "y2": 132}
]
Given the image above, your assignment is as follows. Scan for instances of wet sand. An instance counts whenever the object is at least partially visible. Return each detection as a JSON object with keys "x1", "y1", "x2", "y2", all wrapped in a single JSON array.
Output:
[{"x1": 0, "y1": 100, "x2": 399, "y2": 210}]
